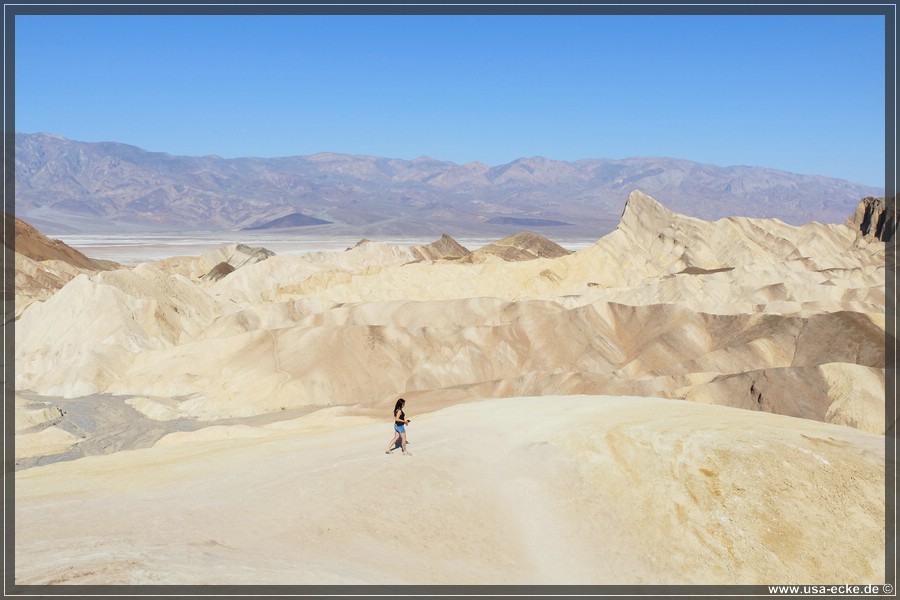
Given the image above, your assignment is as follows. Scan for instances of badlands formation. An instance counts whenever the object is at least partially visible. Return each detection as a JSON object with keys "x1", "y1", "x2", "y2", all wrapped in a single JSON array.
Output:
[{"x1": 12, "y1": 191, "x2": 891, "y2": 586}]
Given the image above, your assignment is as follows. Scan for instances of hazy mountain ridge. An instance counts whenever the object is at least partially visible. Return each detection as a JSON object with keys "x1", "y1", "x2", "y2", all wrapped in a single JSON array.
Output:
[{"x1": 13, "y1": 132, "x2": 883, "y2": 235}]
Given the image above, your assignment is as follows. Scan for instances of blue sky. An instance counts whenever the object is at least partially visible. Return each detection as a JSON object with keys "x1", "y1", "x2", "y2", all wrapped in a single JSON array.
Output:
[{"x1": 14, "y1": 12, "x2": 887, "y2": 186}]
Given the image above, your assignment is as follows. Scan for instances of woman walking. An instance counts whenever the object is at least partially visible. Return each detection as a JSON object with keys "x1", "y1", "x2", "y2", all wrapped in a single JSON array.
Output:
[{"x1": 385, "y1": 398, "x2": 411, "y2": 456}]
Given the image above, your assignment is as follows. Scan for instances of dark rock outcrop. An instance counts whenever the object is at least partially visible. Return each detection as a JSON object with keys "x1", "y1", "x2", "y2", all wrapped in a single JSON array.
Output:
[
  {"x1": 242, "y1": 212, "x2": 332, "y2": 230},
  {"x1": 202, "y1": 262, "x2": 236, "y2": 282},
  {"x1": 846, "y1": 196, "x2": 896, "y2": 242}
]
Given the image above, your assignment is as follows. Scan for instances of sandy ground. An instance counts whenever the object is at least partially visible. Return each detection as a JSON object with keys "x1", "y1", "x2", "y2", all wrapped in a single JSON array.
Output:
[{"x1": 14, "y1": 395, "x2": 885, "y2": 586}]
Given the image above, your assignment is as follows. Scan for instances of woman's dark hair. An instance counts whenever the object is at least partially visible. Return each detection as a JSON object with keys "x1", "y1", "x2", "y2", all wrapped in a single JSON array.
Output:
[{"x1": 393, "y1": 398, "x2": 405, "y2": 413}]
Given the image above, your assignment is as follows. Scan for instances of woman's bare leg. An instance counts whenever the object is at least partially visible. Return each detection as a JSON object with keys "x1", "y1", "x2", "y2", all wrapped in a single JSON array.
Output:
[
  {"x1": 401, "y1": 432, "x2": 411, "y2": 455},
  {"x1": 386, "y1": 432, "x2": 400, "y2": 453}
]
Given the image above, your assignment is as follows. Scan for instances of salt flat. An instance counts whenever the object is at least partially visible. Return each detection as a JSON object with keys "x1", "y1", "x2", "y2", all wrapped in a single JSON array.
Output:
[{"x1": 51, "y1": 231, "x2": 596, "y2": 265}]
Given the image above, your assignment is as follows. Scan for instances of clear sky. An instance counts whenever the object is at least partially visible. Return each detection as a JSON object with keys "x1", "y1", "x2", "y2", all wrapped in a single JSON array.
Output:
[{"x1": 14, "y1": 12, "x2": 887, "y2": 187}]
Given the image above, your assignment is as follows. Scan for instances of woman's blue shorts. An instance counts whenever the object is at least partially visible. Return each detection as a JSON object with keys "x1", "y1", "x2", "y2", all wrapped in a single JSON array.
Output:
[{"x1": 394, "y1": 423, "x2": 406, "y2": 434}]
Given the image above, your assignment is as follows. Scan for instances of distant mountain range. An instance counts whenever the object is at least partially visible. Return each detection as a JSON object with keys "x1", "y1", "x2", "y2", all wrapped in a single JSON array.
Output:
[{"x1": 12, "y1": 132, "x2": 884, "y2": 237}]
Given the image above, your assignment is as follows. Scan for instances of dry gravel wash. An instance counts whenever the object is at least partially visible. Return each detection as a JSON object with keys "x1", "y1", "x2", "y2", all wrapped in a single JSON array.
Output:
[{"x1": 15, "y1": 395, "x2": 885, "y2": 586}]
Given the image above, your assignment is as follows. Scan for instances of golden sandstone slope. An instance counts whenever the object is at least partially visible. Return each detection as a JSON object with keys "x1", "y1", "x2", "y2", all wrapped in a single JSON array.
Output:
[{"x1": 12, "y1": 190, "x2": 891, "y2": 585}]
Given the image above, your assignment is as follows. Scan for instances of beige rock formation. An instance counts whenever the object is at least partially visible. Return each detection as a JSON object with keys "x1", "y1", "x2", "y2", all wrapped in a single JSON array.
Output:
[
  {"x1": 152, "y1": 242, "x2": 275, "y2": 281},
  {"x1": 12, "y1": 191, "x2": 889, "y2": 585},
  {"x1": 409, "y1": 233, "x2": 471, "y2": 261},
  {"x1": 15, "y1": 192, "x2": 885, "y2": 429}
]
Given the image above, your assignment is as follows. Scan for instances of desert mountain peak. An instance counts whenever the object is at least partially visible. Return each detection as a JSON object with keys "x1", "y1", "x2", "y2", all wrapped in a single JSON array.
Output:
[
  {"x1": 619, "y1": 188, "x2": 676, "y2": 223},
  {"x1": 615, "y1": 189, "x2": 687, "y2": 241}
]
